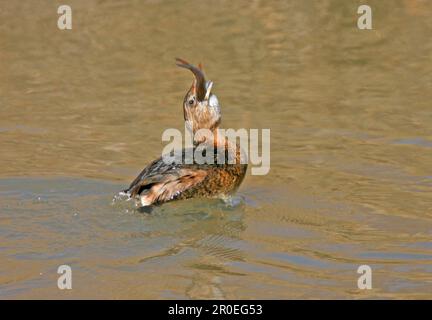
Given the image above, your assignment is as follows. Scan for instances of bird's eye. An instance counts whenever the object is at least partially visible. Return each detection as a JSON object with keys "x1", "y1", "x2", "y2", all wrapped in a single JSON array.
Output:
[{"x1": 188, "y1": 98, "x2": 195, "y2": 106}]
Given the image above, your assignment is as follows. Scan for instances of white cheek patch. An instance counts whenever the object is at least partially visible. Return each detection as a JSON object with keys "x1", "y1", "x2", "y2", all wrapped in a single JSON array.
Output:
[
  {"x1": 209, "y1": 95, "x2": 220, "y2": 120},
  {"x1": 209, "y1": 95, "x2": 219, "y2": 109}
]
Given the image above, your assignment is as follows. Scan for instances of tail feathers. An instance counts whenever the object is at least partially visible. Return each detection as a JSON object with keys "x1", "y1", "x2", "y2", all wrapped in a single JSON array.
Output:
[{"x1": 120, "y1": 185, "x2": 154, "y2": 207}]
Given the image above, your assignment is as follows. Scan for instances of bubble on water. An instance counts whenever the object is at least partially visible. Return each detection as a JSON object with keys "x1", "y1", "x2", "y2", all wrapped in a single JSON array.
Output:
[
  {"x1": 222, "y1": 195, "x2": 244, "y2": 208},
  {"x1": 112, "y1": 190, "x2": 131, "y2": 205},
  {"x1": 33, "y1": 196, "x2": 45, "y2": 204}
]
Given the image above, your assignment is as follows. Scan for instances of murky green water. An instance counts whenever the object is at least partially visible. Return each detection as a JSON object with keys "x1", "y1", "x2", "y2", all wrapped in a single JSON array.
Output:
[{"x1": 1, "y1": 0, "x2": 432, "y2": 299}]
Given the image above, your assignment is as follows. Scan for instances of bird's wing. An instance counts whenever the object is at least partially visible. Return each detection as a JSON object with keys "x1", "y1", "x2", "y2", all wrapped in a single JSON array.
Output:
[{"x1": 124, "y1": 151, "x2": 209, "y2": 205}]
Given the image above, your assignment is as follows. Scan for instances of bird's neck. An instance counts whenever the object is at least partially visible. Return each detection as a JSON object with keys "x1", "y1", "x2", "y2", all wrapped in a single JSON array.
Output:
[
  {"x1": 193, "y1": 127, "x2": 222, "y2": 147},
  {"x1": 193, "y1": 127, "x2": 243, "y2": 164}
]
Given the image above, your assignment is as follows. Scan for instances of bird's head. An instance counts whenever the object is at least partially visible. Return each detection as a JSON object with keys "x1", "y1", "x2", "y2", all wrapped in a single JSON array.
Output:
[{"x1": 176, "y1": 58, "x2": 221, "y2": 135}]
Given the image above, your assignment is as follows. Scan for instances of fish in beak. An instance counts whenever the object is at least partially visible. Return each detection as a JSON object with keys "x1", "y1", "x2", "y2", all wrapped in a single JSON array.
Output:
[{"x1": 176, "y1": 58, "x2": 212, "y2": 102}]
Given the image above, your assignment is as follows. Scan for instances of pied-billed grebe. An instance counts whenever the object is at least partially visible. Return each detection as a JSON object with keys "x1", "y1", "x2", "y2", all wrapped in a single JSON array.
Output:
[{"x1": 122, "y1": 58, "x2": 247, "y2": 208}]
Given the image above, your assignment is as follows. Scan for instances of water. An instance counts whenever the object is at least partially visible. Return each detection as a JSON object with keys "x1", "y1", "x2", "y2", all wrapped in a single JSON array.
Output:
[{"x1": 1, "y1": 0, "x2": 432, "y2": 299}]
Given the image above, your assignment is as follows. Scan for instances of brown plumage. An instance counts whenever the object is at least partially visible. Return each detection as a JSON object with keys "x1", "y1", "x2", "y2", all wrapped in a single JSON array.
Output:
[{"x1": 123, "y1": 59, "x2": 247, "y2": 208}]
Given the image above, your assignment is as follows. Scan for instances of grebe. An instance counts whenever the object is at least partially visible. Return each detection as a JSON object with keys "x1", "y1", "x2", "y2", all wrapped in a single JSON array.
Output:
[{"x1": 122, "y1": 58, "x2": 247, "y2": 208}]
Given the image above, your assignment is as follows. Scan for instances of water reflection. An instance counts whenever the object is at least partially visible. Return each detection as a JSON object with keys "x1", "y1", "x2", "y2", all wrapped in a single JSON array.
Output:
[{"x1": 128, "y1": 200, "x2": 247, "y2": 299}]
